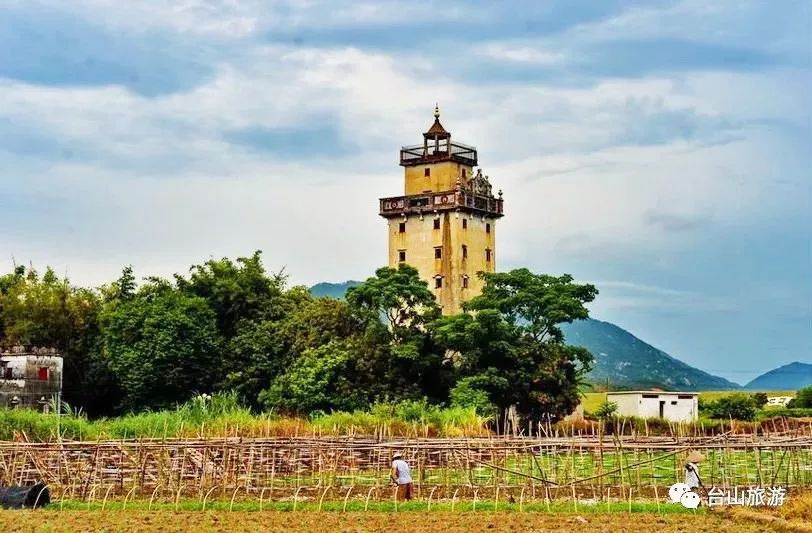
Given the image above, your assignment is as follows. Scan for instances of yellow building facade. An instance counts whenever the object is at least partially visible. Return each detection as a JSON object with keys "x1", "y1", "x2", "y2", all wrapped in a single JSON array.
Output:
[{"x1": 379, "y1": 106, "x2": 504, "y2": 314}]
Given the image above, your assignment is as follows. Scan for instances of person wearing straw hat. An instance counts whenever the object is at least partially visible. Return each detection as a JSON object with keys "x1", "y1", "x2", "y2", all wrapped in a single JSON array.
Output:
[
  {"x1": 684, "y1": 450, "x2": 705, "y2": 491},
  {"x1": 390, "y1": 451, "x2": 413, "y2": 501}
]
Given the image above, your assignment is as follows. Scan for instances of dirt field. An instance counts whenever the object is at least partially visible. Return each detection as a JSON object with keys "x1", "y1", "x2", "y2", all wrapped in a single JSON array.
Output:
[{"x1": 0, "y1": 510, "x2": 788, "y2": 533}]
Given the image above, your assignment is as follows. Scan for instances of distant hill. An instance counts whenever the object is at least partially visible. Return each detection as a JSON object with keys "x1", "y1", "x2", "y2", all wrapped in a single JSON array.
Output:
[
  {"x1": 309, "y1": 282, "x2": 740, "y2": 391},
  {"x1": 310, "y1": 281, "x2": 361, "y2": 299},
  {"x1": 562, "y1": 319, "x2": 740, "y2": 391},
  {"x1": 744, "y1": 362, "x2": 812, "y2": 391}
]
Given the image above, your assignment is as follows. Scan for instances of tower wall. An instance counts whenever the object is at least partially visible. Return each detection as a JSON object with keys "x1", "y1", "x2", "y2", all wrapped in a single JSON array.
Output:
[
  {"x1": 403, "y1": 162, "x2": 474, "y2": 195},
  {"x1": 387, "y1": 211, "x2": 496, "y2": 315}
]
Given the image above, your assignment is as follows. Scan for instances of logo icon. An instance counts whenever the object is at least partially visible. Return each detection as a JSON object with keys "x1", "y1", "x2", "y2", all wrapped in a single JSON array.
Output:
[{"x1": 669, "y1": 483, "x2": 700, "y2": 509}]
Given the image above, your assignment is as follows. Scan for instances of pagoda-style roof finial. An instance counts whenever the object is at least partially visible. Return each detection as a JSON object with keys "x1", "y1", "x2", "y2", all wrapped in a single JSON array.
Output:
[{"x1": 425, "y1": 103, "x2": 449, "y2": 138}]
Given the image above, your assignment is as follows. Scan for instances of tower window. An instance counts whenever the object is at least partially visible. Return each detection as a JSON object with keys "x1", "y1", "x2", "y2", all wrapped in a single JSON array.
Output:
[
  {"x1": 486, "y1": 248, "x2": 492, "y2": 262},
  {"x1": 462, "y1": 245, "x2": 468, "y2": 259},
  {"x1": 462, "y1": 275, "x2": 469, "y2": 289},
  {"x1": 434, "y1": 247, "x2": 442, "y2": 259},
  {"x1": 486, "y1": 223, "x2": 491, "y2": 234},
  {"x1": 424, "y1": 168, "x2": 431, "y2": 177},
  {"x1": 433, "y1": 218, "x2": 440, "y2": 230},
  {"x1": 462, "y1": 219, "x2": 467, "y2": 229},
  {"x1": 462, "y1": 169, "x2": 467, "y2": 178},
  {"x1": 38, "y1": 367, "x2": 49, "y2": 381},
  {"x1": 398, "y1": 222, "x2": 406, "y2": 233},
  {"x1": 435, "y1": 276, "x2": 443, "y2": 289},
  {"x1": 398, "y1": 250, "x2": 406, "y2": 262}
]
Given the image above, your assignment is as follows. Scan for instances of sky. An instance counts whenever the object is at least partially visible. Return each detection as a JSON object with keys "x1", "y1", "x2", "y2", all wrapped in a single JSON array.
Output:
[{"x1": 0, "y1": 0, "x2": 810, "y2": 384}]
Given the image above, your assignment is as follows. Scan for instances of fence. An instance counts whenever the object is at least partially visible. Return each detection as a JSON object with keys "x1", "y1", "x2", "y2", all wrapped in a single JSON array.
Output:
[{"x1": 1, "y1": 432, "x2": 811, "y2": 504}]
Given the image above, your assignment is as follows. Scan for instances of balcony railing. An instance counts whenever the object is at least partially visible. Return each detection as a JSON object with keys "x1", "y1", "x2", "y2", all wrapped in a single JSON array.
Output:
[
  {"x1": 399, "y1": 141, "x2": 478, "y2": 167},
  {"x1": 380, "y1": 189, "x2": 504, "y2": 217}
]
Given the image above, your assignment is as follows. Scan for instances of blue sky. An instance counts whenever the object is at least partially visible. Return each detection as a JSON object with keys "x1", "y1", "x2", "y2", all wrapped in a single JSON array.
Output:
[{"x1": 0, "y1": 0, "x2": 809, "y2": 383}]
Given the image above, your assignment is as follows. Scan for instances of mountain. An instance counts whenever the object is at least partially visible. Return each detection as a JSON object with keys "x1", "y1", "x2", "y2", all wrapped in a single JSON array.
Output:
[
  {"x1": 310, "y1": 281, "x2": 361, "y2": 299},
  {"x1": 744, "y1": 362, "x2": 812, "y2": 391},
  {"x1": 562, "y1": 319, "x2": 740, "y2": 391},
  {"x1": 309, "y1": 282, "x2": 739, "y2": 391}
]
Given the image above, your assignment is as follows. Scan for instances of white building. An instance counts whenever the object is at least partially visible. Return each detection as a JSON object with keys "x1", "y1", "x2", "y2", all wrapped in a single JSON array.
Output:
[
  {"x1": 766, "y1": 396, "x2": 793, "y2": 407},
  {"x1": 606, "y1": 391, "x2": 699, "y2": 422}
]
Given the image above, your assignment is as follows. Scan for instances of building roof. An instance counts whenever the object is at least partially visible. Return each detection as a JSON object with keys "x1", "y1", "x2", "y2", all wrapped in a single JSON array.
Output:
[
  {"x1": 606, "y1": 390, "x2": 698, "y2": 396},
  {"x1": 424, "y1": 104, "x2": 450, "y2": 138}
]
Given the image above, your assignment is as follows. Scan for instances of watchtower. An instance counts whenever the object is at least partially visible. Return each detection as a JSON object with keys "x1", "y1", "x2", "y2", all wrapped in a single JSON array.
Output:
[{"x1": 379, "y1": 105, "x2": 504, "y2": 314}]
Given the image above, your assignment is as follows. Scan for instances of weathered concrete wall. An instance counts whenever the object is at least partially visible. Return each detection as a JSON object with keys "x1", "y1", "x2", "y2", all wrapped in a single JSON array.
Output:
[{"x1": 0, "y1": 352, "x2": 63, "y2": 409}]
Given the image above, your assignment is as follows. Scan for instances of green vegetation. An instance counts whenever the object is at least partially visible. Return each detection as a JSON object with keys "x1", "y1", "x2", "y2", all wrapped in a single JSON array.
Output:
[
  {"x1": 0, "y1": 394, "x2": 489, "y2": 441},
  {"x1": 593, "y1": 400, "x2": 618, "y2": 420},
  {"x1": 0, "y1": 255, "x2": 597, "y2": 428},
  {"x1": 53, "y1": 499, "x2": 705, "y2": 514},
  {"x1": 700, "y1": 394, "x2": 759, "y2": 421},
  {"x1": 788, "y1": 385, "x2": 812, "y2": 408}
]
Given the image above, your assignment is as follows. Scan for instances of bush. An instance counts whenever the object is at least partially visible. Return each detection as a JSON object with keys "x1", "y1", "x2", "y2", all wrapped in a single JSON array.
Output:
[
  {"x1": 450, "y1": 377, "x2": 498, "y2": 418},
  {"x1": 752, "y1": 392, "x2": 768, "y2": 408},
  {"x1": 702, "y1": 394, "x2": 758, "y2": 421},
  {"x1": 594, "y1": 400, "x2": 618, "y2": 420},
  {"x1": 792, "y1": 386, "x2": 812, "y2": 408}
]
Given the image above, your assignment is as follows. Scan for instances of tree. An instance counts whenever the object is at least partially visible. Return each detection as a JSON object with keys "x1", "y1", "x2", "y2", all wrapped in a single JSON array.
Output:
[
  {"x1": 0, "y1": 266, "x2": 116, "y2": 415},
  {"x1": 346, "y1": 265, "x2": 451, "y2": 404},
  {"x1": 346, "y1": 265, "x2": 439, "y2": 334},
  {"x1": 703, "y1": 394, "x2": 758, "y2": 421},
  {"x1": 227, "y1": 292, "x2": 360, "y2": 409},
  {"x1": 790, "y1": 386, "x2": 812, "y2": 408},
  {"x1": 594, "y1": 400, "x2": 619, "y2": 420},
  {"x1": 464, "y1": 269, "x2": 598, "y2": 341},
  {"x1": 175, "y1": 251, "x2": 285, "y2": 338},
  {"x1": 260, "y1": 340, "x2": 366, "y2": 414},
  {"x1": 435, "y1": 269, "x2": 598, "y2": 421},
  {"x1": 101, "y1": 281, "x2": 223, "y2": 411},
  {"x1": 752, "y1": 392, "x2": 769, "y2": 408}
]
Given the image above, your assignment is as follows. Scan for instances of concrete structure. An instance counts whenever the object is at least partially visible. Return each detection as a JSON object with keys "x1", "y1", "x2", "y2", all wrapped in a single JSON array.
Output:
[
  {"x1": 767, "y1": 396, "x2": 793, "y2": 407},
  {"x1": 0, "y1": 346, "x2": 63, "y2": 411},
  {"x1": 379, "y1": 105, "x2": 504, "y2": 314},
  {"x1": 606, "y1": 391, "x2": 699, "y2": 422}
]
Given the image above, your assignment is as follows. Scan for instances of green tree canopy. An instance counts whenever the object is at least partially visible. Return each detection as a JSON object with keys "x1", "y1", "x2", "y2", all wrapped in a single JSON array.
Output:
[
  {"x1": 101, "y1": 281, "x2": 223, "y2": 411},
  {"x1": 436, "y1": 269, "x2": 598, "y2": 421},
  {"x1": 175, "y1": 251, "x2": 286, "y2": 338},
  {"x1": 346, "y1": 264, "x2": 439, "y2": 334}
]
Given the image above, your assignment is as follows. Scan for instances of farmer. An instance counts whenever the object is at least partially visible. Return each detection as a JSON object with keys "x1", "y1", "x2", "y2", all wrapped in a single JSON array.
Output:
[
  {"x1": 390, "y1": 451, "x2": 413, "y2": 501},
  {"x1": 684, "y1": 450, "x2": 705, "y2": 492}
]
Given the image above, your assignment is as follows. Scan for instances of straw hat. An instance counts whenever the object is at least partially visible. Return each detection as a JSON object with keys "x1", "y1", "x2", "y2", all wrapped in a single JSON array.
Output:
[
  {"x1": 392, "y1": 451, "x2": 403, "y2": 459},
  {"x1": 686, "y1": 450, "x2": 704, "y2": 463}
]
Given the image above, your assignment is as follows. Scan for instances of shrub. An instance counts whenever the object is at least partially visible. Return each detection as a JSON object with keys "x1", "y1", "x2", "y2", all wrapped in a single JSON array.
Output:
[
  {"x1": 594, "y1": 400, "x2": 618, "y2": 420},
  {"x1": 702, "y1": 394, "x2": 758, "y2": 421},
  {"x1": 752, "y1": 392, "x2": 768, "y2": 408},
  {"x1": 450, "y1": 377, "x2": 498, "y2": 418},
  {"x1": 792, "y1": 386, "x2": 812, "y2": 408}
]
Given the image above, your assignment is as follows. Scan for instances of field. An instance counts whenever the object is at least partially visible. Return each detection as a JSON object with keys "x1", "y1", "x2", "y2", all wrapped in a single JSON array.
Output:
[
  {"x1": 4, "y1": 496, "x2": 812, "y2": 533},
  {"x1": 4, "y1": 494, "x2": 811, "y2": 532},
  {"x1": 0, "y1": 509, "x2": 781, "y2": 533}
]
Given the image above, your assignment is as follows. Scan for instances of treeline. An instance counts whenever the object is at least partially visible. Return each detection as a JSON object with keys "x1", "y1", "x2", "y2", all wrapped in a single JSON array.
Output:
[{"x1": 0, "y1": 252, "x2": 597, "y2": 420}]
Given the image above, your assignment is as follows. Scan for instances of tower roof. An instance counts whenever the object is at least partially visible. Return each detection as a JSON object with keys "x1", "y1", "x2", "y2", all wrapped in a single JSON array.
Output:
[{"x1": 424, "y1": 104, "x2": 450, "y2": 139}]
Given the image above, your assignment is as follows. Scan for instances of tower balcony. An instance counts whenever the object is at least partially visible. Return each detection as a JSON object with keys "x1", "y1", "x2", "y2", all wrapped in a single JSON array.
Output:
[
  {"x1": 379, "y1": 189, "x2": 504, "y2": 218},
  {"x1": 399, "y1": 141, "x2": 478, "y2": 167}
]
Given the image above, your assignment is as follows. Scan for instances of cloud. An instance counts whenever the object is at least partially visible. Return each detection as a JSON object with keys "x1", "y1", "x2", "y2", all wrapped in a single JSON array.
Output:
[
  {"x1": 643, "y1": 211, "x2": 708, "y2": 233},
  {"x1": 0, "y1": 4, "x2": 217, "y2": 96},
  {"x1": 0, "y1": 0, "x2": 809, "y2": 381}
]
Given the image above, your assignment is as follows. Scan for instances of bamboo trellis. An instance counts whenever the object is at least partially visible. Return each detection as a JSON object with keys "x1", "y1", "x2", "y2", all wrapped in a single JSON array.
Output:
[{"x1": 2, "y1": 433, "x2": 812, "y2": 501}]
